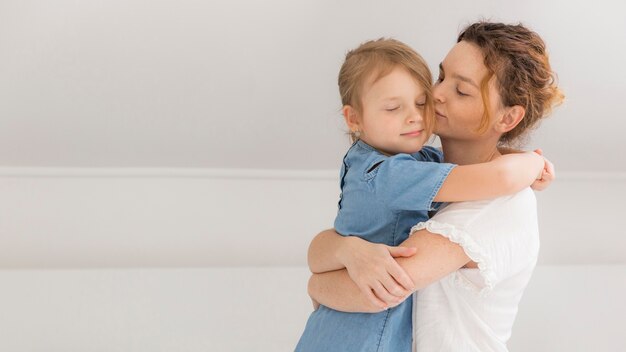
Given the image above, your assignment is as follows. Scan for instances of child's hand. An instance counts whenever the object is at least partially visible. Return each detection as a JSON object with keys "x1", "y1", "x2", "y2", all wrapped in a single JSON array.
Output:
[
  {"x1": 530, "y1": 149, "x2": 555, "y2": 191},
  {"x1": 339, "y1": 237, "x2": 416, "y2": 309}
]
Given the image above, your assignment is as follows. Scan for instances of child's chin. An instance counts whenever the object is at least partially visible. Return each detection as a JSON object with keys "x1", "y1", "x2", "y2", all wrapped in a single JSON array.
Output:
[{"x1": 401, "y1": 147, "x2": 423, "y2": 154}]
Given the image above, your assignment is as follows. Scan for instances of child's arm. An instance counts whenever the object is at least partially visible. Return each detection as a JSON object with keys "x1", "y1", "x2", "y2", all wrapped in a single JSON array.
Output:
[
  {"x1": 530, "y1": 149, "x2": 555, "y2": 191},
  {"x1": 433, "y1": 151, "x2": 544, "y2": 202},
  {"x1": 498, "y1": 147, "x2": 556, "y2": 191}
]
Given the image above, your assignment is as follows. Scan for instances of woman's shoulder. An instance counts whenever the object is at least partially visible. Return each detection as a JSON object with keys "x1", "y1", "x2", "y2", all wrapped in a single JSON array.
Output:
[
  {"x1": 432, "y1": 188, "x2": 537, "y2": 231},
  {"x1": 490, "y1": 187, "x2": 537, "y2": 219},
  {"x1": 415, "y1": 188, "x2": 540, "y2": 291}
]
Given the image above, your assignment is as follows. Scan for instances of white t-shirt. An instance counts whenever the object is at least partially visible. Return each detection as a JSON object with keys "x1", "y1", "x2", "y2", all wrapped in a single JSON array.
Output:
[{"x1": 410, "y1": 188, "x2": 540, "y2": 352}]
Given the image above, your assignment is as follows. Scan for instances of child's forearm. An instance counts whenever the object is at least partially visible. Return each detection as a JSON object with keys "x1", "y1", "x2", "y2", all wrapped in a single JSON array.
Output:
[
  {"x1": 308, "y1": 229, "x2": 350, "y2": 274},
  {"x1": 308, "y1": 271, "x2": 386, "y2": 313},
  {"x1": 435, "y1": 151, "x2": 543, "y2": 202},
  {"x1": 497, "y1": 152, "x2": 544, "y2": 193}
]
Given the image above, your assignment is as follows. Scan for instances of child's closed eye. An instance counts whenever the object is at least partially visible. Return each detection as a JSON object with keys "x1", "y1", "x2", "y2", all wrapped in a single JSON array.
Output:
[{"x1": 456, "y1": 88, "x2": 469, "y2": 96}]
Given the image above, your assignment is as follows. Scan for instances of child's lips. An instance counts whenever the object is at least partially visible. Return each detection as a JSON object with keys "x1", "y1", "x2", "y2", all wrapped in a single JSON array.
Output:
[
  {"x1": 401, "y1": 130, "x2": 423, "y2": 137},
  {"x1": 435, "y1": 110, "x2": 447, "y2": 118}
]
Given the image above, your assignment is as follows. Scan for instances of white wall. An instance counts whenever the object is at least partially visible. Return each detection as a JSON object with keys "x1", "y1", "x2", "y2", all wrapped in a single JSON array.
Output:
[
  {"x1": 3, "y1": 170, "x2": 623, "y2": 351},
  {"x1": 1, "y1": 168, "x2": 624, "y2": 268},
  {"x1": 1, "y1": 266, "x2": 624, "y2": 351},
  {"x1": 1, "y1": 0, "x2": 625, "y2": 171},
  {"x1": 2, "y1": 1, "x2": 625, "y2": 350}
]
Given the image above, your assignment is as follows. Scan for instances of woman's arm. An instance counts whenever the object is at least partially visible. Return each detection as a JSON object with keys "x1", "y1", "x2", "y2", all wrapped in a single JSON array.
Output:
[
  {"x1": 307, "y1": 229, "x2": 353, "y2": 274},
  {"x1": 309, "y1": 229, "x2": 471, "y2": 312},
  {"x1": 433, "y1": 151, "x2": 544, "y2": 202},
  {"x1": 308, "y1": 229, "x2": 417, "y2": 301},
  {"x1": 308, "y1": 229, "x2": 416, "y2": 274},
  {"x1": 308, "y1": 269, "x2": 388, "y2": 313}
]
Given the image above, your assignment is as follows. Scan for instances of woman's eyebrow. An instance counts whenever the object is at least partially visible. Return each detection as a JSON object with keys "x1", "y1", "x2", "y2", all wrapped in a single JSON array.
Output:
[
  {"x1": 452, "y1": 73, "x2": 479, "y2": 88},
  {"x1": 440, "y1": 63, "x2": 478, "y2": 88}
]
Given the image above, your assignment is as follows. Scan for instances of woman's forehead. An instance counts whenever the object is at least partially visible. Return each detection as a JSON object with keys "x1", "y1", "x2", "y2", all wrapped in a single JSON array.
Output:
[{"x1": 442, "y1": 41, "x2": 488, "y2": 81}]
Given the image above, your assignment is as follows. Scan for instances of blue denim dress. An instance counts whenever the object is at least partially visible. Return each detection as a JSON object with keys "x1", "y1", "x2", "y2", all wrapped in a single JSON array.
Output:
[{"x1": 295, "y1": 140, "x2": 455, "y2": 352}]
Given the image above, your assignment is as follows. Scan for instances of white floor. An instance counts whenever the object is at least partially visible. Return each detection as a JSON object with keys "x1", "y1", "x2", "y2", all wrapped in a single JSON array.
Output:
[{"x1": 1, "y1": 265, "x2": 624, "y2": 351}]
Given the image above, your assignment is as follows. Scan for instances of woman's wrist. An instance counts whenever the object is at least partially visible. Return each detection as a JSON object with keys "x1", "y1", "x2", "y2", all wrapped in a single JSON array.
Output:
[{"x1": 335, "y1": 235, "x2": 359, "y2": 267}]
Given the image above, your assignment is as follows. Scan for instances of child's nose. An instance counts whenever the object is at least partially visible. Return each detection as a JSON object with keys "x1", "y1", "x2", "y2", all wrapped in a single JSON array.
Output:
[{"x1": 406, "y1": 109, "x2": 422, "y2": 124}]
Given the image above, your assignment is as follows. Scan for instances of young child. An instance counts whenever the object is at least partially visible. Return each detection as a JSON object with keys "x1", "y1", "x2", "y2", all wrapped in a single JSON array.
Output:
[{"x1": 295, "y1": 38, "x2": 547, "y2": 352}]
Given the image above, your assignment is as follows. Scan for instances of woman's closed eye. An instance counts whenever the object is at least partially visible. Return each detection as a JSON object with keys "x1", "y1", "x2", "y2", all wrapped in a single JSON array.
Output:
[{"x1": 385, "y1": 106, "x2": 399, "y2": 112}]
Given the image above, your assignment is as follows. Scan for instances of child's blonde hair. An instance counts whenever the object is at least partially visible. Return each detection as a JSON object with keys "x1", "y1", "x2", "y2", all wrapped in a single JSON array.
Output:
[{"x1": 338, "y1": 38, "x2": 435, "y2": 142}]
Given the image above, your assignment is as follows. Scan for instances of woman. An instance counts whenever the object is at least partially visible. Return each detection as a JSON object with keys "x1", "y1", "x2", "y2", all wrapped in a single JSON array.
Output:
[{"x1": 304, "y1": 22, "x2": 563, "y2": 351}]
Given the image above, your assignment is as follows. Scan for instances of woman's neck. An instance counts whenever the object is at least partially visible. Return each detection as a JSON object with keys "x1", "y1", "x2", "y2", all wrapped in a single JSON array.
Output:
[{"x1": 440, "y1": 137, "x2": 501, "y2": 165}]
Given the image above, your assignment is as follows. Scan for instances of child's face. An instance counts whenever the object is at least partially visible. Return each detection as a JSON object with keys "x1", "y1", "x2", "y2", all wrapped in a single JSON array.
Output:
[{"x1": 355, "y1": 67, "x2": 429, "y2": 155}]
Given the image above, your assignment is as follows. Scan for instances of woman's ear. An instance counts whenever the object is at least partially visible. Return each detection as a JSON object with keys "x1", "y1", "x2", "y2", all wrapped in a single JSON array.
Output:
[
  {"x1": 342, "y1": 105, "x2": 361, "y2": 132},
  {"x1": 496, "y1": 105, "x2": 525, "y2": 133}
]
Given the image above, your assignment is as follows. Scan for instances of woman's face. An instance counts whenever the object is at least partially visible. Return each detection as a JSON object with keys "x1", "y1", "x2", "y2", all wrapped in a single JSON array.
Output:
[{"x1": 433, "y1": 41, "x2": 504, "y2": 141}]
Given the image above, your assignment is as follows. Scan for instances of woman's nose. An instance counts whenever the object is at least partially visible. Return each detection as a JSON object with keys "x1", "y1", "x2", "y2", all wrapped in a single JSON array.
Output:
[{"x1": 432, "y1": 83, "x2": 445, "y2": 103}]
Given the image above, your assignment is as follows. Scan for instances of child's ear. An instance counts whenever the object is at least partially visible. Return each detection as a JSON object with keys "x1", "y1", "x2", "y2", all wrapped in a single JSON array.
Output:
[
  {"x1": 496, "y1": 105, "x2": 525, "y2": 133},
  {"x1": 342, "y1": 105, "x2": 361, "y2": 132}
]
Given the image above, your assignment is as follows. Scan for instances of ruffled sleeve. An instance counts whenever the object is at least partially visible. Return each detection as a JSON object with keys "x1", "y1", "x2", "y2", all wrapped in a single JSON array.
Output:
[
  {"x1": 410, "y1": 189, "x2": 540, "y2": 295},
  {"x1": 411, "y1": 221, "x2": 497, "y2": 294}
]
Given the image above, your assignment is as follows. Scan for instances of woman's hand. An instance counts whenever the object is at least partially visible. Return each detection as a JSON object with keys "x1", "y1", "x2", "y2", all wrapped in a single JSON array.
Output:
[
  {"x1": 337, "y1": 236, "x2": 417, "y2": 309},
  {"x1": 530, "y1": 149, "x2": 555, "y2": 191}
]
